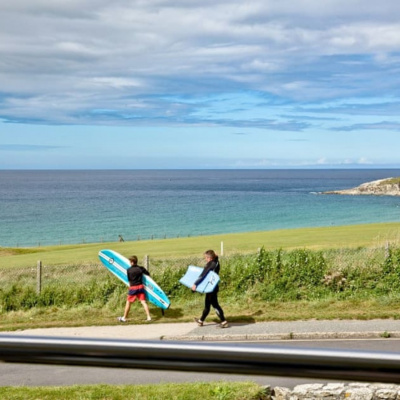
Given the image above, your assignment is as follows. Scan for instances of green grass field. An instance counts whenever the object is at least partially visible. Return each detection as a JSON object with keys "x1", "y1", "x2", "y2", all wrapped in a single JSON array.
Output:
[{"x1": 2, "y1": 222, "x2": 400, "y2": 269}]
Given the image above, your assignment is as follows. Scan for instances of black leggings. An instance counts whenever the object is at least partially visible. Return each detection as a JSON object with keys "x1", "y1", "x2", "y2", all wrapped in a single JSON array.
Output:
[{"x1": 200, "y1": 290, "x2": 226, "y2": 322}]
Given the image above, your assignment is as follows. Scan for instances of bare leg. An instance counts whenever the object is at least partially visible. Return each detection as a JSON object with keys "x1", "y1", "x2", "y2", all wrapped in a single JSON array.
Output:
[
  {"x1": 140, "y1": 300, "x2": 151, "y2": 320},
  {"x1": 123, "y1": 301, "x2": 131, "y2": 319}
]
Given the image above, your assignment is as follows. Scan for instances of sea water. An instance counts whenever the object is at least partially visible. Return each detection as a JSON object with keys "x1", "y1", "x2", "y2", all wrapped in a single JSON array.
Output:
[{"x1": 1, "y1": 169, "x2": 400, "y2": 247}]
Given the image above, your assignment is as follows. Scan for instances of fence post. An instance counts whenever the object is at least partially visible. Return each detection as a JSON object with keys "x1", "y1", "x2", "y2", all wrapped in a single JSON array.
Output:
[
  {"x1": 221, "y1": 241, "x2": 224, "y2": 256},
  {"x1": 385, "y1": 241, "x2": 390, "y2": 259},
  {"x1": 37, "y1": 260, "x2": 42, "y2": 295},
  {"x1": 144, "y1": 255, "x2": 149, "y2": 272}
]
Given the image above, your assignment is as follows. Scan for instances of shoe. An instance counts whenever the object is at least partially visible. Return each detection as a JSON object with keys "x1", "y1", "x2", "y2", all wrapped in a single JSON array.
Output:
[
  {"x1": 218, "y1": 321, "x2": 229, "y2": 328},
  {"x1": 194, "y1": 317, "x2": 203, "y2": 327},
  {"x1": 117, "y1": 316, "x2": 126, "y2": 322},
  {"x1": 146, "y1": 317, "x2": 152, "y2": 322}
]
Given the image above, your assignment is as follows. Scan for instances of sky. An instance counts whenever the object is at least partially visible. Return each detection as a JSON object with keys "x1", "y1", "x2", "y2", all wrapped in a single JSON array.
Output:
[{"x1": 1, "y1": 0, "x2": 400, "y2": 169}]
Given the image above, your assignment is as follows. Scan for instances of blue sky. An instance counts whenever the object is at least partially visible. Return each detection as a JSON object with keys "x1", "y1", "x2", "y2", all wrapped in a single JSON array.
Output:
[{"x1": 1, "y1": 0, "x2": 400, "y2": 169}]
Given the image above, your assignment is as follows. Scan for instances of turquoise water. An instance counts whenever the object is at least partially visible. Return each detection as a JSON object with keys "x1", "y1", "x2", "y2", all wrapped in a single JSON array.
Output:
[{"x1": 1, "y1": 169, "x2": 400, "y2": 247}]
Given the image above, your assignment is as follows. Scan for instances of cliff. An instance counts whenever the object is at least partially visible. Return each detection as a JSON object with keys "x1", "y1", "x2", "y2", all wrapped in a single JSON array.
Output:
[{"x1": 324, "y1": 177, "x2": 400, "y2": 196}]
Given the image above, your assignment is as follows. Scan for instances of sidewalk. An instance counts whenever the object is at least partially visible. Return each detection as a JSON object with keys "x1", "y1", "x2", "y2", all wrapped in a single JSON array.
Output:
[{"x1": 4, "y1": 319, "x2": 400, "y2": 341}]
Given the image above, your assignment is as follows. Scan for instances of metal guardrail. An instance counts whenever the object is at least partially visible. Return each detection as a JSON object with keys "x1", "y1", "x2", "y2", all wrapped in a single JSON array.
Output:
[{"x1": 1, "y1": 335, "x2": 400, "y2": 383}]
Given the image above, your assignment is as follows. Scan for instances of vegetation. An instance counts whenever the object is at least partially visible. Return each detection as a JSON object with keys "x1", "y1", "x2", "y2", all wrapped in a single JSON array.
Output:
[
  {"x1": 2, "y1": 241, "x2": 400, "y2": 330},
  {"x1": 0, "y1": 382, "x2": 268, "y2": 400},
  {"x1": 1, "y1": 222, "x2": 400, "y2": 330},
  {"x1": 379, "y1": 177, "x2": 400, "y2": 185}
]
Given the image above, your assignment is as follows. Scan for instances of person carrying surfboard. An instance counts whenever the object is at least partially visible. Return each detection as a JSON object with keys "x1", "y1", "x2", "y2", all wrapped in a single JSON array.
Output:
[
  {"x1": 192, "y1": 250, "x2": 228, "y2": 328},
  {"x1": 118, "y1": 255, "x2": 152, "y2": 322}
]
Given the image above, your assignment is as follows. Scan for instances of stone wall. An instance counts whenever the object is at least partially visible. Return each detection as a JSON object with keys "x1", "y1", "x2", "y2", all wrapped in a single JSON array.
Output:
[{"x1": 262, "y1": 383, "x2": 400, "y2": 399}]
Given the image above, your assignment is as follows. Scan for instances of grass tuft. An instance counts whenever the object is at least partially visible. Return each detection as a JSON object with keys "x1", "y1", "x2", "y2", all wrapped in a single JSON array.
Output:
[{"x1": 0, "y1": 382, "x2": 267, "y2": 400}]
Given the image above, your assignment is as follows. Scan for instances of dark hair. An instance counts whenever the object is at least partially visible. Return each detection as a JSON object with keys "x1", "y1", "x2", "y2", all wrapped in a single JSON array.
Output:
[
  {"x1": 204, "y1": 250, "x2": 216, "y2": 259},
  {"x1": 128, "y1": 255, "x2": 138, "y2": 265}
]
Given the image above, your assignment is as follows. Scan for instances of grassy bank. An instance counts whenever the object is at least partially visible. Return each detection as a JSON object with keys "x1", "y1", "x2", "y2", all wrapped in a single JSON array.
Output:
[
  {"x1": 2, "y1": 236, "x2": 400, "y2": 330},
  {"x1": 0, "y1": 382, "x2": 267, "y2": 400}
]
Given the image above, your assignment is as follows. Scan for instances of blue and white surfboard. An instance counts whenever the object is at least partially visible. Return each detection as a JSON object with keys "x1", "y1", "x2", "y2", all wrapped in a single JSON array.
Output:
[
  {"x1": 179, "y1": 265, "x2": 220, "y2": 293},
  {"x1": 98, "y1": 249, "x2": 170, "y2": 310}
]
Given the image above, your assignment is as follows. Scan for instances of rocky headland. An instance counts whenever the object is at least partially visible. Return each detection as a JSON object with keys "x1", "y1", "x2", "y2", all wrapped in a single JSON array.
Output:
[{"x1": 323, "y1": 177, "x2": 400, "y2": 196}]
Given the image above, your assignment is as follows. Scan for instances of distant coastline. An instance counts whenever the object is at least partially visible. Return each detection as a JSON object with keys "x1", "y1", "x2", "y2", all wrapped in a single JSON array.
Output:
[{"x1": 323, "y1": 177, "x2": 400, "y2": 196}]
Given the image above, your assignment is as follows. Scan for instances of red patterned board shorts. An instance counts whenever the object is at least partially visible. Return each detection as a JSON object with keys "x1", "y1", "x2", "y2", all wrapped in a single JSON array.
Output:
[{"x1": 127, "y1": 284, "x2": 146, "y2": 302}]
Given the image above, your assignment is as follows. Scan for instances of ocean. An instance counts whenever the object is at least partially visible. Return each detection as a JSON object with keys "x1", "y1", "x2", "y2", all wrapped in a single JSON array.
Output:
[{"x1": 1, "y1": 169, "x2": 400, "y2": 248}]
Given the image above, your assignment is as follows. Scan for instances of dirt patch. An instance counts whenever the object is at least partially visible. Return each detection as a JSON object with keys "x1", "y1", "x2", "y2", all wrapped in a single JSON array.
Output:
[
  {"x1": 0, "y1": 248, "x2": 41, "y2": 256},
  {"x1": 0, "y1": 249, "x2": 18, "y2": 256}
]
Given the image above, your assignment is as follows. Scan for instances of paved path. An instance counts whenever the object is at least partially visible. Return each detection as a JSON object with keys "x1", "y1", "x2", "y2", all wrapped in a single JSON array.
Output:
[{"x1": 4, "y1": 319, "x2": 400, "y2": 341}]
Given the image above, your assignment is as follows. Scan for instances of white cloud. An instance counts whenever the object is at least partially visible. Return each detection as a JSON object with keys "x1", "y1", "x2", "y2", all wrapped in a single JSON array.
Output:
[
  {"x1": 358, "y1": 157, "x2": 372, "y2": 165},
  {"x1": 1, "y1": 0, "x2": 400, "y2": 128},
  {"x1": 89, "y1": 77, "x2": 144, "y2": 89}
]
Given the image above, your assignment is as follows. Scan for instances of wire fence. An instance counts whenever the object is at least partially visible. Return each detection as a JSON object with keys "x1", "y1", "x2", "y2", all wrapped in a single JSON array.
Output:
[
  {"x1": 0, "y1": 255, "x2": 205, "y2": 295},
  {"x1": 7, "y1": 232, "x2": 212, "y2": 249},
  {"x1": 0, "y1": 254, "x2": 214, "y2": 313},
  {"x1": 3, "y1": 244, "x2": 399, "y2": 315}
]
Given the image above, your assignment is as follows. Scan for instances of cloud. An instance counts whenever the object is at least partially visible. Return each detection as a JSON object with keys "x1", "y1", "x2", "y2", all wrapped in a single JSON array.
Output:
[
  {"x1": 0, "y1": 144, "x2": 65, "y2": 151},
  {"x1": 193, "y1": 118, "x2": 310, "y2": 131},
  {"x1": 333, "y1": 121, "x2": 400, "y2": 132},
  {"x1": 305, "y1": 99, "x2": 400, "y2": 117},
  {"x1": 230, "y1": 156, "x2": 375, "y2": 169},
  {"x1": 1, "y1": 1, "x2": 400, "y2": 127}
]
